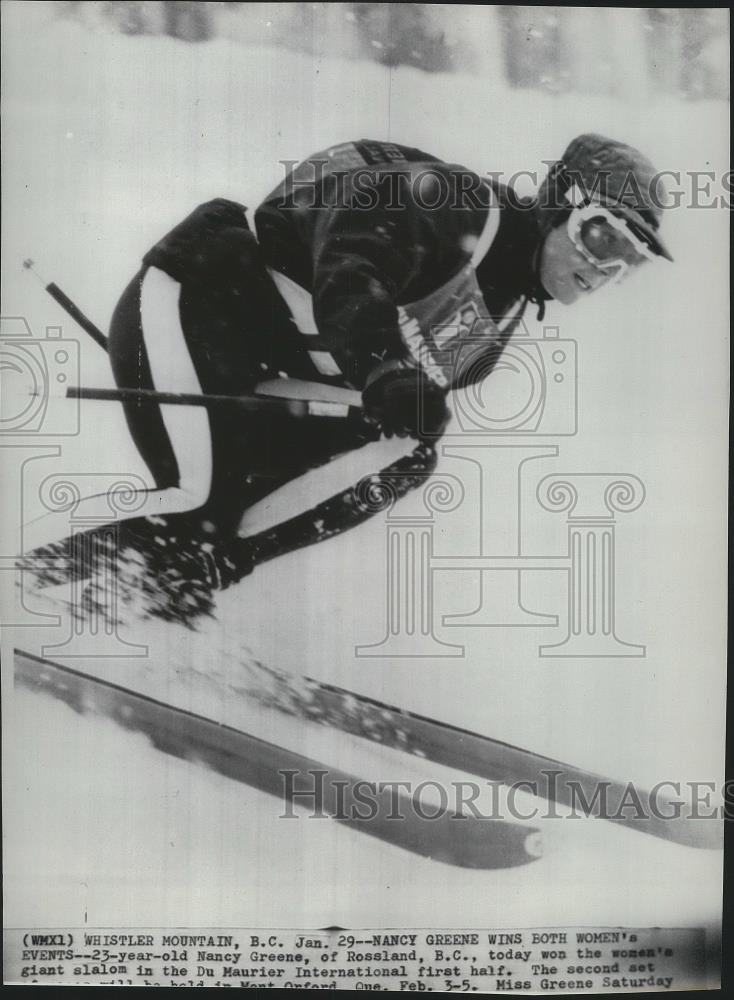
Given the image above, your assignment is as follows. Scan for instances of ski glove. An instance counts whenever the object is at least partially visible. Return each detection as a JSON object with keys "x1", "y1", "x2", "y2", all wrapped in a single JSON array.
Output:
[{"x1": 362, "y1": 364, "x2": 450, "y2": 440}]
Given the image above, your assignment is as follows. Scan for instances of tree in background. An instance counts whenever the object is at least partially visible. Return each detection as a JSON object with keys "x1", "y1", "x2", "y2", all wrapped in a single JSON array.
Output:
[{"x1": 56, "y1": 2, "x2": 729, "y2": 100}]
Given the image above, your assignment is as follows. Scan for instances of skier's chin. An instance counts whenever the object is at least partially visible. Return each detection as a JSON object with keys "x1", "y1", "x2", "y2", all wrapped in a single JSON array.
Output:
[
  {"x1": 543, "y1": 277, "x2": 579, "y2": 306},
  {"x1": 555, "y1": 287, "x2": 580, "y2": 306}
]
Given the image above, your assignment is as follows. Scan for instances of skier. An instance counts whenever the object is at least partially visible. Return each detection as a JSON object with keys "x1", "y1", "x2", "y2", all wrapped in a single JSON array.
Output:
[{"x1": 27, "y1": 134, "x2": 673, "y2": 615}]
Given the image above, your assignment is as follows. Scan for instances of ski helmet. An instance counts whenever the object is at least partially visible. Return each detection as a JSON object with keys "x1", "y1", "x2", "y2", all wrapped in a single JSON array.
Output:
[{"x1": 537, "y1": 133, "x2": 673, "y2": 261}]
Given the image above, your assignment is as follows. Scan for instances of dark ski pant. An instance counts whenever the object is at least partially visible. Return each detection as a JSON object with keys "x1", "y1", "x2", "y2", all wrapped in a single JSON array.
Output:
[{"x1": 106, "y1": 262, "x2": 374, "y2": 539}]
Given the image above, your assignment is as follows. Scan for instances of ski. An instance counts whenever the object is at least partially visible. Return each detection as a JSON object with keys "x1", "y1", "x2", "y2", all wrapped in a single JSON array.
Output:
[
  {"x1": 236, "y1": 659, "x2": 723, "y2": 852},
  {"x1": 17, "y1": 495, "x2": 721, "y2": 854},
  {"x1": 14, "y1": 649, "x2": 542, "y2": 870}
]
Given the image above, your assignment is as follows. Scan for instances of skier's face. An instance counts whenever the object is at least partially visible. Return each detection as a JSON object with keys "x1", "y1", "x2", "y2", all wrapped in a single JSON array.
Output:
[{"x1": 539, "y1": 224, "x2": 616, "y2": 305}]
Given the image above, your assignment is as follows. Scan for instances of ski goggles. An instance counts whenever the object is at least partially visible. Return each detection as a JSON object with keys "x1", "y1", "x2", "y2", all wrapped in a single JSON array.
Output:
[{"x1": 567, "y1": 204, "x2": 660, "y2": 283}]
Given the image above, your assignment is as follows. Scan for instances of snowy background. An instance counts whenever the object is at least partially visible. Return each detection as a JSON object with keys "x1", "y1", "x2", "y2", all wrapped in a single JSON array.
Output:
[{"x1": 1, "y1": 0, "x2": 728, "y2": 962}]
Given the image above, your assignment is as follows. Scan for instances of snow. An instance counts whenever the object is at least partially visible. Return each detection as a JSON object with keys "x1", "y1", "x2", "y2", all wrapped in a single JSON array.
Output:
[{"x1": 2, "y1": 0, "x2": 727, "y2": 938}]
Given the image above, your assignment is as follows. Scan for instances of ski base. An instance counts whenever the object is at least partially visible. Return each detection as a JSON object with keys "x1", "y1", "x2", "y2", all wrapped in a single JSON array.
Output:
[{"x1": 14, "y1": 650, "x2": 542, "y2": 871}]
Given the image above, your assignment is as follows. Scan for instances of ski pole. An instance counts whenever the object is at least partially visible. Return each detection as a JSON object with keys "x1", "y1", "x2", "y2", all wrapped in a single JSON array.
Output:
[
  {"x1": 22, "y1": 259, "x2": 108, "y2": 351},
  {"x1": 64, "y1": 384, "x2": 377, "y2": 429},
  {"x1": 24, "y1": 258, "x2": 378, "y2": 433}
]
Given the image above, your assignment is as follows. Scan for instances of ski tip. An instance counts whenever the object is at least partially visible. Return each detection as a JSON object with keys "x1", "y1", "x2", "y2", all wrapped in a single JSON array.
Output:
[
  {"x1": 524, "y1": 829, "x2": 544, "y2": 860},
  {"x1": 452, "y1": 822, "x2": 544, "y2": 870}
]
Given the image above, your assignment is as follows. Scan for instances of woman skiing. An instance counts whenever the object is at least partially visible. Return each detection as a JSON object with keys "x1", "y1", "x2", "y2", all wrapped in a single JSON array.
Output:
[{"x1": 26, "y1": 133, "x2": 672, "y2": 618}]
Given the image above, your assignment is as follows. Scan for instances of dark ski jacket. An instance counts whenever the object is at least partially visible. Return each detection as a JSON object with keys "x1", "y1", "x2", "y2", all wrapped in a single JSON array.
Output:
[
  {"x1": 254, "y1": 139, "x2": 551, "y2": 391},
  {"x1": 143, "y1": 139, "x2": 550, "y2": 395}
]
